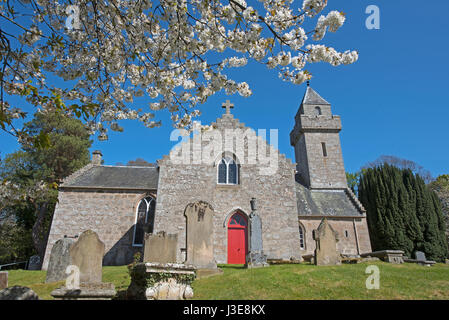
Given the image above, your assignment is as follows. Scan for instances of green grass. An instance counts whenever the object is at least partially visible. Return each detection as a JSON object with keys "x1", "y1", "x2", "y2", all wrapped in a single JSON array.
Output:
[{"x1": 5, "y1": 262, "x2": 449, "y2": 300}]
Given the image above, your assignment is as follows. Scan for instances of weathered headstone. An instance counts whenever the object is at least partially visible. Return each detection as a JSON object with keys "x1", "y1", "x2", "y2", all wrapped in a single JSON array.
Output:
[
  {"x1": 246, "y1": 205, "x2": 268, "y2": 268},
  {"x1": 69, "y1": 230, "x2": 104, "y2": 284},
  {"x1": 45, "y1": 237, "x2": 75, "y2": 283},
  {"x1": 50, "y1": 230, "x2": 116, "y2": 300},
  {"x1": 313, "y1": 218, "x2": 341, "y2": 266},
  {"x1": 0, "y1": 272, "x2": 7, "y2": 290},
  {"x1": 184, "y1": 201, "x2": 216, "y2": 269},
  {"x1": 143, "y1": 231, "x2": 177, "y2": 263},
  {"x1": 27, "y1": 255, "x2": 41, "y2": 270},
  {"x1": 0, "y1": 286, "x2": 39, "y2": 300},
  {"x1": 415, "y1": 251, "x2": 426, "y2": 262}
]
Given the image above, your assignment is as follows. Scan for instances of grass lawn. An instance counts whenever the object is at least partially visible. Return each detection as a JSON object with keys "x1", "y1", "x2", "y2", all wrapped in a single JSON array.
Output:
[{"x1": 4, "y1": 261, "x2": 449, "y2": 300}]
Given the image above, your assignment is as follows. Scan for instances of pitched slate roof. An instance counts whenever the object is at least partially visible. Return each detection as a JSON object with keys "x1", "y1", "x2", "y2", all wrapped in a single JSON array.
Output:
[
  {"x1": 62, "y1": 165, "x2": 159, "y2": 190},
  {"x1": 301, "y1": 86, "x2": 330, "y2": 105},
  {"x1": 295, "y1": 182, "x2": 363, "y2": 217}
]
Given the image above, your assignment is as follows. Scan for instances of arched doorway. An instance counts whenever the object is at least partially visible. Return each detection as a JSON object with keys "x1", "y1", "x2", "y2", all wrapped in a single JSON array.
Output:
[{"x1": 227, "y1": 211, "x2": 248, "y2": 264}]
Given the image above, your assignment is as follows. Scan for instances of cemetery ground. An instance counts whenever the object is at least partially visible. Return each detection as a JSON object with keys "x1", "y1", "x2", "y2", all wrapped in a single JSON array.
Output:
[{"x1": 5, "y1": 261, "x2": 449, "y2": 300}]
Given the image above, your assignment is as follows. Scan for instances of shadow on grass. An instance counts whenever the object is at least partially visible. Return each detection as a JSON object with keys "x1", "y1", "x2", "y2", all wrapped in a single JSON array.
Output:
[{"x1": 217, "y1": 264, "x2": 246, "y2": 270}]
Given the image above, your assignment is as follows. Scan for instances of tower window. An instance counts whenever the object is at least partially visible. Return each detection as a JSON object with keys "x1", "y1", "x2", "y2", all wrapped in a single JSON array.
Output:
[
  {"x1": 315, "y1": 106, "x2": 322, "y2": 116},
  {"x1": 299, "y1": 224, "x2": 306, "y2": 250},
  {"x1": 321, "y1": 142, "x2": 327, "y2": 157},
  {"x1": 345, "y1": 230, "x2": 349, "y2": 238}
]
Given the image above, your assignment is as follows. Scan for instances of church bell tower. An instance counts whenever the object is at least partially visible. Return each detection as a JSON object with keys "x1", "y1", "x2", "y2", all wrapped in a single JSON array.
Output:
[{"x1": 290, "y1": 85, "x2": 348, "y2": 189}]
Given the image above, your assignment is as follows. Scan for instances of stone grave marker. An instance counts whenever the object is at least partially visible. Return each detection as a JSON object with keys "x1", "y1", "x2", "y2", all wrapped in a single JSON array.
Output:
[
  {"x1": 143, "y1": 231, "x2": 178, "y2": 263},
  {"x1": 415, "y1": 251, "x2": 426, "y2": 262},
  {"x1": 313, "y1": 218, "x2": 341, "y2": 266},
  {"x1": 45, "y1": 237, "x2": 75, "y2": 283},
  {"x1": 184, "y1": 201, "x2": 216, "y2": 269},
  {"x1": 50, "y1": 230, "x2": 116, "y2": 299},
  {"x1": 69, "y1": 230, "x2": 104, "y2": 284},
  {"x1": 0, "y1": 272, "x2": 7, "y2": 290},
  {"x1": 27, "y1": 255, "x2": 41, "y2": 270},
  {"x1": 246, "y1": 210, "x2": 268, "y2": 268}
]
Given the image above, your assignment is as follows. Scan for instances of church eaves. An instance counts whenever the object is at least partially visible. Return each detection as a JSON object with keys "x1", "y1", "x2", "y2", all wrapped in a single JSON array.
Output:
[{"x1": 61, "y1": 165, "x2": 159, "y2": 190}]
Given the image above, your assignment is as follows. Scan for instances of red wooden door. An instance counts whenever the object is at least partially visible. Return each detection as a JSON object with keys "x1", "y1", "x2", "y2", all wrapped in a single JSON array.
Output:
[{"x1": 227, "y1": 212, "x2": 248, "y2": 264}]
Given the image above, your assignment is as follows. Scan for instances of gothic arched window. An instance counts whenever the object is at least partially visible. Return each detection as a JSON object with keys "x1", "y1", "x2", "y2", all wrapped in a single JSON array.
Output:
[
  {"x1": 315, "y1": 106, "x2": 322, "y2": 116},
  {"x1": 133, "y1": 196, "x2": 156, "y2": 246},
  {"x1": 299, "y1": 224, "x2": 306, "y2": 250},
  {"x1": 217, "y1": 156, "x2": 239, "y2": 185}
]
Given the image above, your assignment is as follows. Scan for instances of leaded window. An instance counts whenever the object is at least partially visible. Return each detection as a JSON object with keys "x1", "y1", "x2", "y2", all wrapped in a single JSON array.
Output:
[
  {"x1": 217, "y1": 156, "x2": 239, "y2": 185},
  {"x1": 133, "y1": 197, "x2": 155, "y2": 246}
]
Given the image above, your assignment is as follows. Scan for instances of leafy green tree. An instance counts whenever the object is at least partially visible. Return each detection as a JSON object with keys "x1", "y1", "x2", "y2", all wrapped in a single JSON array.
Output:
[
  {"x1": 0, "y1": 110, "x2": 92, "y2": 266},
  {"x1": 358, "y1": 165, "x2": 448, "y2": 261},
  {"x1": 428, "y1": 175, "x2": 449, "y2": 253}
]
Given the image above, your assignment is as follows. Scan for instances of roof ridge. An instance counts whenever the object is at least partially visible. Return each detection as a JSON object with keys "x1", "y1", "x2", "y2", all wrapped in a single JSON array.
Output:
[{"x1": 301, "y1": 86, "x2": 330, "y2": 105}]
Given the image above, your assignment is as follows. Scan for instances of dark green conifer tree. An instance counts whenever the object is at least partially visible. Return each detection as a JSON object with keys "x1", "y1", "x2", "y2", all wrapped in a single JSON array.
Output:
[{"x1": 358, "y1": 164, "x2": 448, "y2": 261}]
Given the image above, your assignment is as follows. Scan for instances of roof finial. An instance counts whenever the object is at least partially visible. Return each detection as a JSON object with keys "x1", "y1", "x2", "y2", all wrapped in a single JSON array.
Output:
[
  {"x1": 221, "y1": 100, "x2": 234, "y2": 115},
  {"x1": 306, "y1": 80, "x2": 310, "y2": 87}
]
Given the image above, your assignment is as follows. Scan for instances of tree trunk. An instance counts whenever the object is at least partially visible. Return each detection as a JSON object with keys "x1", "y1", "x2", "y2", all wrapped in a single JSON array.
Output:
[{"x1": 31, "y1": 201, "x2": 49, "y2": 269}]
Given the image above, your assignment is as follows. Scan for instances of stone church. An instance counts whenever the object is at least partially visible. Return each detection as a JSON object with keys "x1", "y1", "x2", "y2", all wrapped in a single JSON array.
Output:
[{"x1": 42, "y1": 86, "x2": 372, "y2": 270}]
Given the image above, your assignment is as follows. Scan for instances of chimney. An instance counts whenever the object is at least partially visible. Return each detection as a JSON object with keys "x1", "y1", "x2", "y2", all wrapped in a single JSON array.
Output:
[{"x1": 92, "y1": 150, "x2": 103, "y2": 166}]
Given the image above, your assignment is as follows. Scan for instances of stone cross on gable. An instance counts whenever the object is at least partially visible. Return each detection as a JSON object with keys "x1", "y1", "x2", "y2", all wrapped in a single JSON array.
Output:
[{"x1": 222, "y1": 100, "x2": 234, "y2": 114}]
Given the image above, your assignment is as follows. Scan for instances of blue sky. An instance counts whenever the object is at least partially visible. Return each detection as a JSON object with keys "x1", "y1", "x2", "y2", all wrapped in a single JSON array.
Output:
[{"x1": 1, "y1": 0, "x2": 448, "y2": 177}]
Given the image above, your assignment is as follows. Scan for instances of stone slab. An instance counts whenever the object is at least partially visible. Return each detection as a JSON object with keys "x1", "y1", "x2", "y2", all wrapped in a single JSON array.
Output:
[
  {"x1": 45, "y1": 238, "x2": 75, "y2": 283},
  {"x1": 51, "y1": 283, "x2": 116, "y2": 300},
  {"x1": 143, "y1": 232, "x2": 177, "y2": 263},
  {"x1": 0, "y1": 272, "x2": 7, "y2": 290},
  {"x1": 404, "y1": 258, "x2": 436, "y2": 267},
  {"x1": 313, "y1": 218, "x2": 341, "y2": 266},
  {"x1": 195, "y1": 268, "x2": 224, "y2": 279},
  {"x1": 69, "y1": 230, "x2": 105, "y2": 284},
  {"x1": 184, "y1": 202, "x2": 216, "y2": 269},
  {"x1": 0, "y1": 286, "x2": 39, "y2": 300},
  {"x1": 361, "y1": 250, "x2": 404, "y2": 264}
]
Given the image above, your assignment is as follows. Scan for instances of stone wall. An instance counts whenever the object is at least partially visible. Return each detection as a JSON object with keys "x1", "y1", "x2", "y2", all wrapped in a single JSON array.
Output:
[
  {"x1": 290, "y1": 101, "x2": 348, "y2": 189},
  {"x1": 154, "y1": 113, "x2": 302, "y2": 264},
  {"x1": 299, "y1": 217, "x2": 372, "y2": 256},
  {"x1": 42, "y1": 189, "x2": 154, "y2": 270}
]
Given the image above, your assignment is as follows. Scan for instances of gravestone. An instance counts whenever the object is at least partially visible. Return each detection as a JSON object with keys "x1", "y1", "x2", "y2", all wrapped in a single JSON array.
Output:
[
  {"x1": 415, "y1": 251, "x2": 426, "y2": 262},
  {"x1": 50, "y1": 230, "x2": 116, "y2": 300},
  {"x1": 246, "y1": 212, "x2": 268, "y2": 268},
  {"x1": 361, "y1": 250, "x2": 404, "y2": 264},
  {"x1": 0, "y1": 272, "x2": 7, "y2": 290},
  {"x1": 45, "y1": 237, "x2": 75, "y2": 283},
  {"x1": 184, "y1": 201, "x2": 216, "y2": 269},
  {"x1": 313, "y1": 218, "x2": 341, "y2": 266},
  {"x1": 69, "y1": 230, "x2": 104, "y2": 284},
  {"x1": 0, "y1": 286, "x2": 39, "y2": 300},
  {"x1": 144, "y1": 232, "x2": 177, "y2": 263},
  {"x1": 27, "y1": 255, "x2": 41, "y2": 270}
]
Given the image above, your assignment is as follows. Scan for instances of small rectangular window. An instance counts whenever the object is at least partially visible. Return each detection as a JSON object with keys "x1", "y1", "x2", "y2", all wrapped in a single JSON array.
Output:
[{"x1": 321, "y1": 142, "x2": 327, "y2": 157}]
